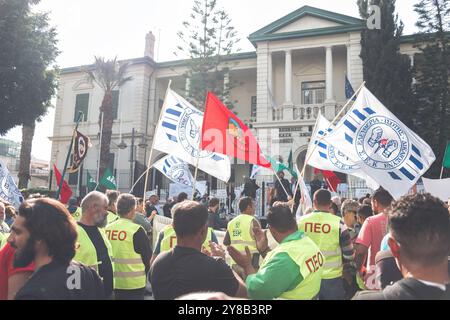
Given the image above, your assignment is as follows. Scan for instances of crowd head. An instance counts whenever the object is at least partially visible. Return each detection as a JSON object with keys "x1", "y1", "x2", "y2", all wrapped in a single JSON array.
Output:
[
  {"x1": 9, "y1": 198, "x2": 77, "y2": 268},
  {"x1": 172, "y1": 201, "x2": 209, "y2": 243},
  {"x1": 81, "y1": 191, "x2": 109, "y2": 227},
  {"x1": 387, "y1": 193, "x2": 450, "y2": 271},
  {"x1": 267, "y1": 204, "x2": 297, "y2": 243},
  {"x1": 117, "y1": 193, "x2": 137, "y2": 219}
]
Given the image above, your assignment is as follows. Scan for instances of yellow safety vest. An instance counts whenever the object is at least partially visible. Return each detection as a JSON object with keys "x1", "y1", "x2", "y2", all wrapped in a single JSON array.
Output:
[
  {"x1": 159, "y1": 225, "x2": 214, "y2": 253},
  {"x1": 106, "y1": 210, "x2": 119, "y2": 225},
  {"x1": 105, "y1": 218, "x2": 146, "y2": 290},
  {"x1": 261, "y1": 233, "x2": 324, "y2": 300},
  {"x1": 298, "y1": 211, "x2": 343, "y2": 279},
  {"x1": 227, "y1": 214, "x2": 258, "y2": 253},
  {"x1": 0, "y1": 232, "x2": 8, "y2": 249},
  {"x1": 71, "y1": 207, "x2": 82, "y2": 221},
  {"x1": 74, "y1": 224, "x2": 115, "y2": 285}
]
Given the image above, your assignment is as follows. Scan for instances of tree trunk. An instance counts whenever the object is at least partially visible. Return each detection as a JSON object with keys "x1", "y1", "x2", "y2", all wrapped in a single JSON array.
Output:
[
  {"x1": 18, "y1": 121, "x2": 36, "y2": 189},
  {"x1": 99, "y1": 91, "x2": 113, "y2": 183}
]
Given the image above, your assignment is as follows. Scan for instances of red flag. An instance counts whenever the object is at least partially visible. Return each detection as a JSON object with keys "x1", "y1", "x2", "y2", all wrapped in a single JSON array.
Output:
[
  {"x1": 53, "y1": 164, "x2": 73, "y2": 204},
  {"x1": 313, "y1": 168, "x2": 341, "y2": 193},
  {"x1": 201, "y1": 92, "x2": 270, "y2": 168}
]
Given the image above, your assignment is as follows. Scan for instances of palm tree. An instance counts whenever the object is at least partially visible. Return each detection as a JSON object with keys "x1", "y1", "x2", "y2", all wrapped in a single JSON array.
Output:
[{"x1": 86, "y1": 57, "x2": 132, "y2": 181}]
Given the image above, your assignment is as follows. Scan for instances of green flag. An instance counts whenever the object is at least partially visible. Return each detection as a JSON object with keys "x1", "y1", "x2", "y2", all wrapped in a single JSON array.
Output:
[
  {"x1": 86, "y1": 171, "x2": 97, "y2": 192},
  {"x1": 99, "y1": 168, "x2": 117, "y2": 190},
  {"x1": 267, "y1": 156, "x2": 289, "y2": 173},
  {"x1": 444, "y1": 142, "x2": 450, "y2": 169}
]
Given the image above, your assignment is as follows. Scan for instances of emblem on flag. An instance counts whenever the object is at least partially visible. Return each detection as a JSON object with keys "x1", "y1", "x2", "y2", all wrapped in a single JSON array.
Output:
[
  {"x1": 153, "y1": 155, "x2": 194, "y2": 187},
  {"x1": 68, "y1": 130, "x2": 91, "y2": 173}
]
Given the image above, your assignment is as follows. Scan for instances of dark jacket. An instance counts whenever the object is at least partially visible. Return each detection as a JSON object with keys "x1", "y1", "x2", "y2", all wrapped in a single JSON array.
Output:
[
  {"x1": 353, "y1": 278, "x2": 450, "y2": 300},
  {"x1": 15, "y1": 260, "x2": 105, "y2": 300}
]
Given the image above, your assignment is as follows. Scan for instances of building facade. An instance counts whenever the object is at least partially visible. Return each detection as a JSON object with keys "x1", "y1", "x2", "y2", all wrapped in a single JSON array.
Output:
[{"x1": 50, "y1": 6, "x2": 420, "y2": 196}]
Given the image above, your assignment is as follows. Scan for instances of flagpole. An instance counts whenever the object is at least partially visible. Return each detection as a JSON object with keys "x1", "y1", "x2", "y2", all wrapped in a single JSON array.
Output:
[
  {"x1": 97, "y1": 111, "x2": 104, "y2": 183},
  {"x1": 117, "y1": 113, "x2": 123, "y2": 190},
  {"x1": 191, "y1": 155, "x2": 200, "y2": 200},
  {"x1": 142, "y1": 80, "x2": 172, "y2": 202},
  {"x1": 271, "y1": 167, "x2": 290, "y2": 200},
  {"x1": 293, "y1": 81, "x2": 366, "y2": 201},
  {"x1": 56, "y1": 111, "x2": 83, "y2": 200}
]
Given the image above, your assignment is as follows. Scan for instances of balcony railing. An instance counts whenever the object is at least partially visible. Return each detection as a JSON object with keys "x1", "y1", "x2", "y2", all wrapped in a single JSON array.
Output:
[{"x1": 272, "y1": 103, "x2": 346, "y2": 122}]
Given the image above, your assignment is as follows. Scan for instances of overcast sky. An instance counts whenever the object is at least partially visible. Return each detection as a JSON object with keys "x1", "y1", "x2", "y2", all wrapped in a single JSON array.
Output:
[{"x1": 3, "y1": 0, "x2": 418, "y2": 161}]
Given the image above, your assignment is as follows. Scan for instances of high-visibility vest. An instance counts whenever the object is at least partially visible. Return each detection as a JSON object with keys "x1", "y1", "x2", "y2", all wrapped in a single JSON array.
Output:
[
  {"x1": 298, "y1": 211, "x2": 343, "y2": 279},
  {"x1": 107, "y1": 210, "x2": 119, "y2": 225},
  {"x1": 159, "y1": 225, "x2": 214, "y2": 253},
  {"x1": 227, "y1": 214, "x2": 258, "y2": 254},
  {"x1": 261, "y1": 233, "x2": 324, "y2": 300},
  {"x1": 105, "y1": 218, "x2": 146, "y2": 290},
  {"x1": 74, "y1": 224, "x2": 115, "y2": 285},
  {"x1": 0, "y1": 232, "x2": 8, "y2": 249},
  {"x1": 71, "y1": 207, "x2": 82, "y2": 221}
]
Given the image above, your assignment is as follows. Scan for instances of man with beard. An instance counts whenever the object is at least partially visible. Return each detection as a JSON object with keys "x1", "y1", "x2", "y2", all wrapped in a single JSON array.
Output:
[
  {"x1": 74, "y1": 191, "x2": 114, "y2": 299},
  {"x1": 9, "y1": 198, "x2": 104, "y2": 300}
]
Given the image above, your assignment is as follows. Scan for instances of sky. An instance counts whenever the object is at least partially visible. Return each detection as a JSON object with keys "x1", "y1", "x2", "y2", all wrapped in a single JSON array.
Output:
[{"x1": 3, "y1": 0, "x2": 419, "y2": 161}]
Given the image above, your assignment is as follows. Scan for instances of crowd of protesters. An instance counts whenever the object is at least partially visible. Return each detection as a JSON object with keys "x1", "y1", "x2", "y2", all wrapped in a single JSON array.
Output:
[{"x1": 0, "y1": 177, "x2": 449, "y2": 300}]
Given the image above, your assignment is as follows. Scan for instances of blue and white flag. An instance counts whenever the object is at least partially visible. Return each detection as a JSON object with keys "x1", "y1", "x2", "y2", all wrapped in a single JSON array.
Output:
[
  {"x1": 306, "y1": 113, "x2": 379, "y2": 190},
  {"x1": 0, "y1": 160, "x2": 23, "y2": 208},
  {"x1": 153, "y1": 88, "x2": 231, "y2": 182},
  {"x1": 323, "y1": 87, "x2": 435, "y2": 199},
  {"x1": 345, "y1": 75, "x2": 356, "y2": 101},
  {"x1": 153, "y1": 155, "x2": 194, "y2": 187}
]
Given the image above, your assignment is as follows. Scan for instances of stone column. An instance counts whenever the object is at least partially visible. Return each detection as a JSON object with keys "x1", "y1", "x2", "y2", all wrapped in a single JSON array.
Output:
[
  {"x1": 346, "y1": 44, "x2": 351, "y2": 82},
  {"x1": 185, "y1": 77, "x2": 191, "y2": 97},
  {"x1": 284, "y1": 50, "x2": 293, "y2": 105},
  {"x1": 325, "y1": 46, "x2": 335, "y2": 103}
]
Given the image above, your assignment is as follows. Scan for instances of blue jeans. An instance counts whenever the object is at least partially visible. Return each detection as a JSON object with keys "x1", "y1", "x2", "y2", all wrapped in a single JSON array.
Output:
[{"x1": 319, "y1": 277, "x2": 346, "y2": 300}]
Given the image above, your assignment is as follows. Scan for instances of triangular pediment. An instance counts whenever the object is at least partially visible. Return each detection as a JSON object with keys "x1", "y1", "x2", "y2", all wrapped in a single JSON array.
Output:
[{"x1": 249, "y1": 6, "x2": 364, "y2": 45}]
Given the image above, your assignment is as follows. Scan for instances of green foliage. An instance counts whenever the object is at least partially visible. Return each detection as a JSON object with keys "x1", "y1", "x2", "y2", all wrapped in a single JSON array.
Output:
[
  {"x1": 175, "y1": 0, "x2": 240, "y2": 109},
  {"x1": 0, "y1": 0, "x2": 59, "y2": 133},
  {"x1": 85, "y1": 57, "x2": 132, "y2": 180},
  {"x1": 413, "y1": 0, "x2": 449, "y2": 177},
  {"x1": 358, "y1": 0, "x2": 416, "y2": 127}
]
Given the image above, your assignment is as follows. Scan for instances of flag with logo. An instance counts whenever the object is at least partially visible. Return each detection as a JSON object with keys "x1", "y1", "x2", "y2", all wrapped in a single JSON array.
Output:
[
  {"x1": 0, "y1": 160, "x2": 23, "y2": 208},
  {"x1": 201, "y1": 92, "x2": 270, "y2": 168},
  {"x1": 323, "y1": 87, "x2": 435, "y2": 199},
  {"x1": 68, "y1": 130, "x2": 91, "y2": 173},
  {"x1": 99, "y1": 168, "x2": 117, "y2": 190},
  {"x1": 153, "y1": 155, "x2": 194, "y2": 187},
  {"x1": 306, "y1": 113, "x2": 378, "y2": 190},
  {"x1": 53, "y1": 164, "x2": 72, "y2": 204},
  {"x1": 86, "y1": 171, "x2": 97, "y2": 192},
  {"x1": 153, "y1": 88, "x2": 231, "y2": 182},
  {"x1": 295, "y1": 166, "x2": 312, "y2": 219}
]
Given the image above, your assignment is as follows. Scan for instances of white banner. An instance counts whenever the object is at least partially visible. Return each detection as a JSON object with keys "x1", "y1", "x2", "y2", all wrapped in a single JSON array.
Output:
[
  {"x1": 153, "y1": 88, "x2": 231, "y2": 182},
  {"x1": 323, "y1": 87, "x2": 435, "y2": 199},
  {"x1": 422, "y1": 178, "x2": 450, "y2": 202}
]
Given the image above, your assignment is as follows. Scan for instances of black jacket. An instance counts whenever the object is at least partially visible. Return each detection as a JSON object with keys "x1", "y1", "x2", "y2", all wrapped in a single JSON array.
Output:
[
  {"x1": 15, "y1": 260, "x2": 105, "y2": 300},
  {"x1": 353, "y1": 278, "x2": 450, "y2": 300}
]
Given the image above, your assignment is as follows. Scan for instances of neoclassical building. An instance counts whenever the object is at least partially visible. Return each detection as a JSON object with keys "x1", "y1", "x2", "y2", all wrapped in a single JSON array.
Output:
[{"x1": 51, "y1": 6, "x2": 420, "y2": 196}]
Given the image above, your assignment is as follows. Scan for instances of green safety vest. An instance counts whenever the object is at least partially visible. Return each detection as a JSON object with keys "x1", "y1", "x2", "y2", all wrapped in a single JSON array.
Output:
[
  {"x1": 261, "y1": 234, "x2": 324, "y2": 300},
  {"x1": 105, "y1": 218, "x2": 146, "y2": 290},
  {"x1": 74, "y1": 224, "x2": 115, "y2": 285},
  {"x1": 298, "y1": 211, "x2": 343, "y2": 279},
  {"x1": 159, "y1": 225, "x2": 213, "y2": 253},
  {"x1": 227, "y1": 214, "x2": 258, "y2": 254},
  {"x1": 106, "y1": 210, "x2": 119, "y2": 225},
  {"x1": 0, "y1": 232, "x2": 8, "y2": 249}
]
